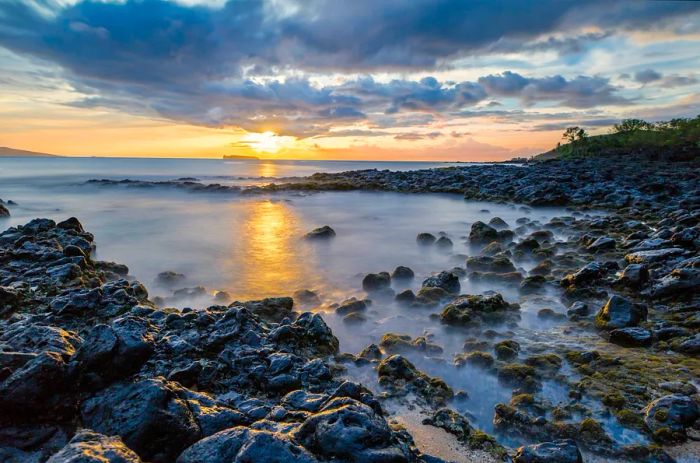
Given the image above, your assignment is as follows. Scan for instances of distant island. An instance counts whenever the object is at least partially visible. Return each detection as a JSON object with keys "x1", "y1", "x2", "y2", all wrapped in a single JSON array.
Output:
[
  {"x1": 0, "y1": 146, "x2": 61, "y2": 157},
  {"x1": 223, "y1": 154, "x2": 259, "y2": 160}
]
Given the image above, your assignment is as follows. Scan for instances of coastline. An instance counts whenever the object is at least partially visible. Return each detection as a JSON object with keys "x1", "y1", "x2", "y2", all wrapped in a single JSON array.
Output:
[{"x1": 1, "y1": 154, "x2": 699, "y2": 462}]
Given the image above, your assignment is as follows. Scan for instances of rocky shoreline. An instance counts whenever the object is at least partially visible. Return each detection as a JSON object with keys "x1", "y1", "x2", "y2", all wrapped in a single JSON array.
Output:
[{"x1": 1, "y1": 154, "x2": 699, "y2": 463}]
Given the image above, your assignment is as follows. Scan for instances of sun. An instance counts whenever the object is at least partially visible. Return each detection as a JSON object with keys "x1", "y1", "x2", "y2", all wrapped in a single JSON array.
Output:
[{"x1": 241, "y1": 131, "x2": 295, "y2": 154}]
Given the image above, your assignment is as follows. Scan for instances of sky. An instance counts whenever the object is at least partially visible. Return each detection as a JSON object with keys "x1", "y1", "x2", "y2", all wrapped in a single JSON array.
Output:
[{"x1": 0, "y1": 0, "x2": 699, "y2": 160}]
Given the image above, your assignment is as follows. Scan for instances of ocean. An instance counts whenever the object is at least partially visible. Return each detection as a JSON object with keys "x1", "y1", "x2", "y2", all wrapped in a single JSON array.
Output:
[{"x1": 2, "y1": 156, "x2": 630, "y2": 445}]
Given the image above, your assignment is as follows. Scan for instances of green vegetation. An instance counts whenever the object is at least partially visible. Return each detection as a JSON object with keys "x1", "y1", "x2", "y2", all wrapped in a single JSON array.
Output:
[{"x1": 540, "y1": 115, "x2": 700, "y2": 159}]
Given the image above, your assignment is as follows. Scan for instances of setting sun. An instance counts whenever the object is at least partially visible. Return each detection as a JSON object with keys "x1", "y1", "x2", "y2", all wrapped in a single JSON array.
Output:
[{"x1": 239, "y1": 131, "x2": 296, "y2": 154}]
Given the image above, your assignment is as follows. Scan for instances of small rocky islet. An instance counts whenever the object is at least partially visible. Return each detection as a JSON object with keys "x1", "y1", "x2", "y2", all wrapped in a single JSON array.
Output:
[{"x1": 1, "y1": 153, "x2": 699, "y2": 463}]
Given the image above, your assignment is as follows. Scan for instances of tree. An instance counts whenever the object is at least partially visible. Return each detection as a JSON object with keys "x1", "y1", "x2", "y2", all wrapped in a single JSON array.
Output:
[
  {"x1": 613, "y1": 119, "x2": 652, "y2": 133},
  {"x1": 563, "y1": 126, "x2": 587, "y2": 144}
]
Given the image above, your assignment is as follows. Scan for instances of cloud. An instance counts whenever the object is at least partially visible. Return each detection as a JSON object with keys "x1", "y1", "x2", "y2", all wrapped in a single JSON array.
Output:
[
  {"x1": 0, "y1": 0, "x2": 696, "y2": 138},
  {"x1": 394, "y1": 131, "x2": 442, "y2": 141},
  {"x1": 634, "y1": 68, "x2": 662, "y2": 84},
  {"x1": 478, "y1": 71, "x2": 631, "y2": 108},
  {"x1": 659, "y1": 74, "x2": 699, "y2": 88}
]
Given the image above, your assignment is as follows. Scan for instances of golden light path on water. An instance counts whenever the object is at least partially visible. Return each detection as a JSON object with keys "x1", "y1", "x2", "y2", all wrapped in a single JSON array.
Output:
[{"x1": 230, "y1": 198, "x2": 326, "y2": 301}]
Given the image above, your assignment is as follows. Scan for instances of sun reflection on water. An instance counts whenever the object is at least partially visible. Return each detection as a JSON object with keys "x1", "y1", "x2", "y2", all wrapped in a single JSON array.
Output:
[{"x1": 232, "y1": 199, "x2": 321, "y2": 299}]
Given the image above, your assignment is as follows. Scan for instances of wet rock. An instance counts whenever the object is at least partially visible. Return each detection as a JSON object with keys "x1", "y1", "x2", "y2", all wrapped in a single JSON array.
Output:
[
  {"x1": 609, "y1": 327, "x2": 652, "y2": 347},
  {"x1": 391, "y1": 266, "x2": 414, "y2": 280},
  {"x1": 358, "y1": 344, "x2": 383, "y2": 361},
  {"x1": 156, "y1": 271, "x2": 186, "y2": 287},
  {"x1": 422, "y1": 271, "x2": 460, "y2": 294},
  {"x1": 454, "y1": 351, "x2": 494, "y2": 368},
  {"x1": 465, "y1": 256, "x2": 516, "y2": 273},
  {"x1": 1, "y1": 323, "x2": 82, "y2": 357},
  {"x1": 586, "y1": 236, "x2": 615, "y2": 253},
  {"x1": 80, "y1": 378, "x2": 201, "y2": 462},
  {"x1": 530, "y1": 260, "x2": 552, "y2": 276},
  {"x1": 335, "y1": 298, "x2": 367, "y2": 315},
  {"x1": 495, "y1": 340, "x2": 520, "y2": 360},
  {"x1": 652, "y1": 267, "x2": 700, "y2": 298},
  {"x1": 469, "y1": 271, "x2": 524, "y2": 284},
  {"x1": 513, "y1": 439, "x2": 582, "y2": 463},
  {"x1": 342, "y1": 312, "x2": 366, "y2": 324},
  {"x1": 47, "y1": 430, "x2": 142, "y2": 463},
  {"x1": 304, "y1": 226, "x2": 335, "y2": 240},
  {"x1": 213, "y1": 291, "x2": 231, "y2": 303},
  {"x1": 362, "y1": 272, "x2": 391, "y2": 292},
  {"x1": 440, "y1": 293, "x2": 520, "y2": 328},
  {"x1": 489, "y1": 217, "x2": 509, "y2": 229},
  {"x1": 295, "y1": 399, "x2": 412, "y2": 462},
  {"x1": 675, "y1": 333, "x2": 700, "y2": 355},
  {"x1": 435, "y1": 236, "x2": 453, "y2": 249},
  {"x1": 377, "y1": 355, "x2": 453, "y2": 405},
  {"x1": 566, "y1": 301, "x2": 588, "y2": 318},
  {"x1": 394, "y1": 289, "x2": 416, "y2": 304},
  {"x1": 469, "y1": 221, "x2": 498, "y2": 244},
  {"x1": 524, "y1": 354, "x2": 562, "y2": 373},
  {"x1": 293, "y1": 289, "x2": 321, "y2": 306},
  {"x1": 379, "y1": 333, "x2": 442, "y2": 356},
  {"x1": 238, "y1": 297, "x2": 295, "y2": 323},
  {"x1": 619, "y1": 264, "x2": 649, "y2": 289},
  {"x1": 422, "y1": 408, "x2": 506, "y2": 457},
  {"x1": 497, "y1": 364, "x2": 538, "y2": 390},
  {"x1": 0, "y1": 204, "x2": 9, "y2": 217},
  {"x1": 625, "y1": 248, "x2": 685, "y2": 265},
  {"x1": 671, "y1": 227, "x2": 699, "y2": 247},
  {"x1": 643, "y1": 394, "x2": 700, "y2": 439},
  {"x1": 0, "y1": 351, "x2": 72, "y2": 422},
  {"x1": 481, "y1": 242, "x2": 504, "y2": 256},
  {"x1": 520, "y1": 275, "x2": 548, "y2": 294},
  {"x1": 71, "y1": 316, "x2": 156, "y2": 389},
  {"x1": 537, "y1": 308, "x2": 566, "y2": 321},
  {"x1": 177, "y1": 427, "x2": 318, "y2": 463},
  {"x1": 560, "y1": 262, "x2": 607, "y2": 287},
  {"x1": 594, "y1": 295, "x2": 647, "y2": 330},
  {"x1": 416, "y1": 232, "x2": 436, "y2": 245}
]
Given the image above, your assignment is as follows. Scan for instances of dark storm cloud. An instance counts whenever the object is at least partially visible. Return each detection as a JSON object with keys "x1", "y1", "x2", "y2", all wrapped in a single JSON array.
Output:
[{"x1": 0, "y1": 0, "x2": 696, "y2": 135}]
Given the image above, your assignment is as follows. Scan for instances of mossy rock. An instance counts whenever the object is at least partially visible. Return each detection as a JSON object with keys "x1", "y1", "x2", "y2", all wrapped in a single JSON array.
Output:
[
  {"x1": 602, "y1": 392, "x2": 626, "y2": 409},
  {"x1": 455, "y1": 351, "x2": 495, "y2": 368},
  {"x1": 495, "y1": 339, "x2": 520, "y2": 360},
  {"x1": 524, "y1": 353, "x2": 562, "y2": 372},
  {"x1": 497, "y1": 363, "x2": 538, "y2": 389}
]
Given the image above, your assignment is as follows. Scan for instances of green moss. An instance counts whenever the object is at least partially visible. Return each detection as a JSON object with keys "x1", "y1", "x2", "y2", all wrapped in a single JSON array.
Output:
[
  {"x1": 524, "y1": 353, "x2": 562, "y2": 372},
  {"x1": 468, "y1": 430, "x2": 508, "y2": 459},
  {"x1": 602, "y1": 392, "x2": 626, "y2": 409},
  {"x1": 615, "y1": 409, "x2": 644, "y2": 429}
]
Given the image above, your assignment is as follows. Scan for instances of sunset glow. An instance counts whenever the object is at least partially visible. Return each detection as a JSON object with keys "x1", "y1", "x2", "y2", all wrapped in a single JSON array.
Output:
[{"x1": 1, "y1": 1, "x2": 699, "y2": 160}]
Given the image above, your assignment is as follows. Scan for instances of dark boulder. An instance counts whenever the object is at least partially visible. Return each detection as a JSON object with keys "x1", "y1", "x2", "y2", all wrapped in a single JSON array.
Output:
[
  {"x1": 80, "y1": 378, "x2": 201, "y2": 463},
  {"x1": 416, "y1": 233, "x2": 436, "y2": 245},
  {"x1": 362, "y1": 272, "x2": 391, "y2": 292},
  {"x1": 513, "y1": 439, "x2": 582, "y2": 463},
  {"x1": 295, "y1": 399, "x2": 411, "y2": 462},
  {"x1": 47, "y1": 430, "x2": 142, "y2": 463},
  {"x1": 177, "y1": 427, "x2": 318, "y2": 463},
  {"x1": 469, "y1": 221, "x2": 498, "y2": 244},
  {"x1": 304, "y1": 226, "x2": 336, "y2": 240},
  {"x1": 440, "y1": 293, "x2": 519, "y2": 328},
  {"x1": 422, "y1": 271, "x2": 460, "y2": 294},
  {"x1": 0, "y1": 351, "x2": 72, "y2": 423},
  {"x1": 619, "y1": 264, "x2": 649, "y2": 289},
  {"x1": 643, "y1": 394, "x2": 700, "y2": 435},
  {"x1": 609, "y1": 327, "x2": 652, "y2": 347},
  {"x1": 595, "y1": 295, "x2": 647, "y2": 330},
  {"x1": 71, "y1": 316, "x2": 156, "y2": 389},
  {"x1": 391, "y1": 266, "x2": 415, "y2": 280}
]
